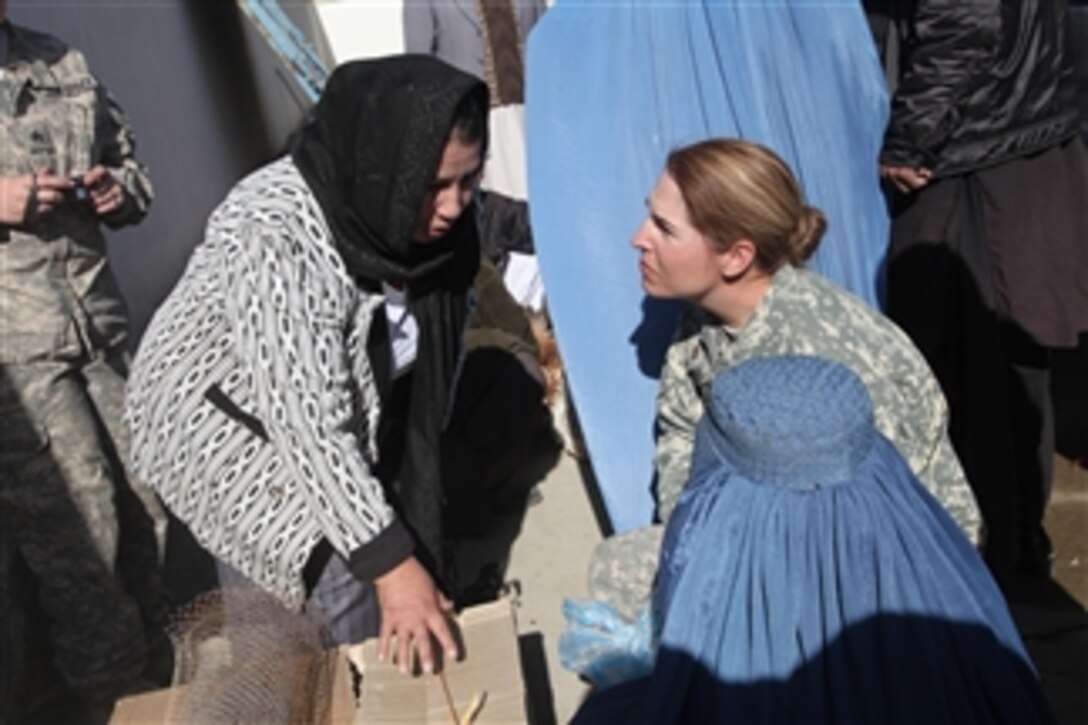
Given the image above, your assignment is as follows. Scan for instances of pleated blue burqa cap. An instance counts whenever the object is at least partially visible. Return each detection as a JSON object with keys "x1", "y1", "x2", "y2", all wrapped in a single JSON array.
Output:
[{"x1": 691, "y1": 354, "x2": 876, "y2": 491}]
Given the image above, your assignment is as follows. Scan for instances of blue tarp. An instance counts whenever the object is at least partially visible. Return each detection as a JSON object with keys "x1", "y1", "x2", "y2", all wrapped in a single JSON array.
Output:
[{"x1": 527, "y1": 0, "x2": 890, "y2": 532}]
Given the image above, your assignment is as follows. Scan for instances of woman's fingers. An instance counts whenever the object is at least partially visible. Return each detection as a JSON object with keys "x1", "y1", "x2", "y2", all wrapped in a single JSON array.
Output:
[
  {"x1": 377, "y1": 624, "x2": 390, "y2": 664},
  {"x1": 429, "y1": 609, "x2": 459, "y2": 661},
  {"x1": 414, "y1": 624, "x2": 436, "y2": 674},
  {"x1": 379, "y1": 615, "x2": 459, "y2": 675},
  {"x1": 397, "y1": 628, "x2": 414, "y2": 674}
]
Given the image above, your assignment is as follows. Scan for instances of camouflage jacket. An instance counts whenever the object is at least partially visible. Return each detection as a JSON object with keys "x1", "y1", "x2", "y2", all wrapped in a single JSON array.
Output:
[
  {"x1": 654, "y1": 265, "x2": 981, "y2": 541},
  {"x1": 0, "y1": 22, "x2": 152, "y2": 364}
]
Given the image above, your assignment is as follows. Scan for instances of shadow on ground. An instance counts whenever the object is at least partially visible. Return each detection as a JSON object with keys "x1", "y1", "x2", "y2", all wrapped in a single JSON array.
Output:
[
  {"x1": 445, "y1": 431, "x2": 563, "y2": 725},
  {"x1": 1006, "y1": 451, "x2": 1087, "y2": 725}
]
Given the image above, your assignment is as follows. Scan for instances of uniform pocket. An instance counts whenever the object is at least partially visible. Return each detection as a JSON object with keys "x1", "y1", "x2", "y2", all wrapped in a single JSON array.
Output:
[{"x1": 21, "y1": 74, "x2": 97, "y2": 175}]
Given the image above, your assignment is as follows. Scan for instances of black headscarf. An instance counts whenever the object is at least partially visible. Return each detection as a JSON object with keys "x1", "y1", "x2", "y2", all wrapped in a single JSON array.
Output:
[{"x1": 291, "y1": 56, "x2": 488, "y2": 583}]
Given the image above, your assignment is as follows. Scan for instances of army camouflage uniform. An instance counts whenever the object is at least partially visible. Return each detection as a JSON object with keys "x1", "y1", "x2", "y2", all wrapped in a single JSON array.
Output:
[
  {"x1": 589, "y1": 265, "x2": 982, "y2": 619},
  {"x1": 0, "y1": 20, "x2": 163, "y2": 717}
]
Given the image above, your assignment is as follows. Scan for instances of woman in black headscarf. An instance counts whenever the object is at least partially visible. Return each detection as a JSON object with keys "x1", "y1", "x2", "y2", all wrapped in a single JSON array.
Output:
[{"x1": 125, "y1": 56, "x2": 488, "y2": 673}]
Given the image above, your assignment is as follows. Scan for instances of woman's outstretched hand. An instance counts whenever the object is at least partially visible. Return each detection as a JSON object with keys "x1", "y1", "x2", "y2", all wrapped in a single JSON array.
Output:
[{"x1": 374, "y1": 555, "x2": 459, "y2": 675}]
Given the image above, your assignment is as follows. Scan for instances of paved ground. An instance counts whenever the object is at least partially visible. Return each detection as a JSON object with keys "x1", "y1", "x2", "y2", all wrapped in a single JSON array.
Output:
[{"x1": 1006, "y1": 455, "x2": 1088, "y2": 725}]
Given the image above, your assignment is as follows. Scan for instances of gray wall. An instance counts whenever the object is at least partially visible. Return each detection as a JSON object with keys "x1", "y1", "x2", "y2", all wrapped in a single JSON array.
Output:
[{"x1": 8, "y1": 1, "x2": 332, "y2": 342}]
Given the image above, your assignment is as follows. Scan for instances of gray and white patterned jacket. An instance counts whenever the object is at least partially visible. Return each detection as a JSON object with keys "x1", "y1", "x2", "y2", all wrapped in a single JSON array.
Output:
[
  {"x1": 125, "y1": 158, "x2": 412, "y2": 609},
  {"x1": 655, "y1": 264, "x2": 981, "y2": 540}
]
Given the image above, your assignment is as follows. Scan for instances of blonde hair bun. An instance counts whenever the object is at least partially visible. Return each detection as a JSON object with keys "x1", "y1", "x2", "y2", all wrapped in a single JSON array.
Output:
[{"x1": 789, "y1": 205, "x2": 827, "y2": 264}]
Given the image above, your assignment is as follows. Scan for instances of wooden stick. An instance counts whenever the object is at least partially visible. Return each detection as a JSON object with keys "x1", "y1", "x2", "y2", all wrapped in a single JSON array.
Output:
[
  {"x1": 460, "y1": 691, "x2": 487, "y2": 725},
  {"x1": 438, "y1": 670, "x2": 459, "y2": 725}
]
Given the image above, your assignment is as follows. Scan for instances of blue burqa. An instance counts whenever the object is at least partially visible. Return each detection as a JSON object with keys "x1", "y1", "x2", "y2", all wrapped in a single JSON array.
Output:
[
  {"x1": 572, "y1": 356, "x2": 1052, "y2": 724},
  {"x1": 526, "y1": 0, "x2": 891, "y2": 531}
]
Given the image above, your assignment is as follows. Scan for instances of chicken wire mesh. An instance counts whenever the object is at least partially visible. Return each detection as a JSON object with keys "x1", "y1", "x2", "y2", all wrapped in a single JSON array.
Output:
[{"x1": 164, "y1": 586, "x2": 334, "y2": 724}]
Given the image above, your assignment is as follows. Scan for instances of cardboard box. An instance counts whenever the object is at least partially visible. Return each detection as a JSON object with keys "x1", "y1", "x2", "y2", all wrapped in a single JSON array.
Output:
[
  {"x1": 111, "y1": 600, "x2": 525, "y2": 724},
  {"x1": 110, "y1": 684, "x2": 189, "y2": 723}
]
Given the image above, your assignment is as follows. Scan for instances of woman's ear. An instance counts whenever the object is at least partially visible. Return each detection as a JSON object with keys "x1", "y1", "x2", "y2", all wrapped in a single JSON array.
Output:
[{"x1": 718, "y1": 238, "x2": 758, "y2": 280}]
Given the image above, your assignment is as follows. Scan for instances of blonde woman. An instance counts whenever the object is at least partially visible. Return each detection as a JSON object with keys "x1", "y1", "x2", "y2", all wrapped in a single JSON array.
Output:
[{"x1": 587, "y1": 139, "x2": 980, "y2": 620}]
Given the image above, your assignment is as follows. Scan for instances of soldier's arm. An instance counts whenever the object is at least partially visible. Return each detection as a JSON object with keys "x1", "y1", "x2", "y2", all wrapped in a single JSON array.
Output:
[
  {"x1": 922, "y1": 406, "x2": 983, "y2": 546},
  {"x1": 92, "y1": 82, "x2": 152, "y2": 228},
  {"x1": 886, "y1": 319, "x2": 983, "y2": 545},
  {"x1": 653, "y1": 336, "x2": 704, "y2": 523}
]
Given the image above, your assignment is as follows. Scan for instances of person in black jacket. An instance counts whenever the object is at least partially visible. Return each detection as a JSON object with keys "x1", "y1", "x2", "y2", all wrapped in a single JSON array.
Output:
[{"x1": 865, "y1": 0, "x2": 1088, "y2": 579}]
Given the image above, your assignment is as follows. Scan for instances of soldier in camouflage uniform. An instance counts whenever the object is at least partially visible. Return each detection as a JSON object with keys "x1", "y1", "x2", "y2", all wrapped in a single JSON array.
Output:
[
  {"x1": 588, "y1": 139, "x2": 980, "y2": 620},
  {"x1": 0, "y1": 8, "x2": 165, "y2": 720}
]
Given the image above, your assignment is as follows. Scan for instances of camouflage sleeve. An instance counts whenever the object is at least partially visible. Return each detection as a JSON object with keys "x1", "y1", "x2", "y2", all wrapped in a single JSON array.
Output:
[
  {"x1": 923, "y1": 420, "x2": 982, "y2": 546},
  {"x1": 586, "y1": 524, "x2": 664, "y2": 623},
  {"x1": 653, "y1": 335, "x2": 704, "y2": 523},
  {"x1": 88, "y1": 56, "x2": 152, "y2": 228},
  {"x1": 884, "y1": 318, "x2": 982, "y2": 545}
]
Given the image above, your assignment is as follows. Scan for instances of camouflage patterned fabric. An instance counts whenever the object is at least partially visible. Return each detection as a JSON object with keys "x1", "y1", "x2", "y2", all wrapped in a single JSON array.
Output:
[
  {"x1": 589, "y1": 265, "x2": 982, "y2": 621},
  {"x1": 0, "y1": 22, "x2": 152, "y2": 364},
  {"x1": 1, "y1": 359, "x2": 149, "y2": 706},
  {"x1": 587, "y1": 525, "x2": 663, "y2": 623},
  {"x1": 0, "y1": 21, "x2": 163, "y2": 719}
]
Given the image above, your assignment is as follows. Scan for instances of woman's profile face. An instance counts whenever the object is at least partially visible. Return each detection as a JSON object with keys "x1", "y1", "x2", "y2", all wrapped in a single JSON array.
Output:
[
  {"x1": 411, "y1": 135, "x2": 484, "y2": 244},
  {"x1": 631, "y1": 173, "x2": 724, "y2": 303}
]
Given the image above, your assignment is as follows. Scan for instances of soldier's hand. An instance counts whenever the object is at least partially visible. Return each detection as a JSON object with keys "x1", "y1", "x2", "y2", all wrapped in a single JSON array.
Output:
[
  {"x1": 0, "y1": 170, "x2": 72, "y2": 224},
  {"x1": 83, "y1": 165, "x2": 126, "y2": 217}
]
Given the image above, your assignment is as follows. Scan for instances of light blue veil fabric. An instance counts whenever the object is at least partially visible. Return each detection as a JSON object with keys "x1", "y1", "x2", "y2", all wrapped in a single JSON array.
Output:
[{"x1": 526, "y1": 0, "x2": 891, "y2": 531}]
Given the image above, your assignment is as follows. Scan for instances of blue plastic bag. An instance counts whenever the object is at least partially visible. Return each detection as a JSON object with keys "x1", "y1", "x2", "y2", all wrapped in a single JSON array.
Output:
[{"x1": 558, "y1": 598, "x2": 654, "y2": 688}]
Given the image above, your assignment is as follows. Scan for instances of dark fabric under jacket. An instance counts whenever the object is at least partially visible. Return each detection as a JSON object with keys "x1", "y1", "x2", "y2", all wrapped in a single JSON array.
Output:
[{"x1": 866, "y1": 0, "x2": 1081, "y2": 176}]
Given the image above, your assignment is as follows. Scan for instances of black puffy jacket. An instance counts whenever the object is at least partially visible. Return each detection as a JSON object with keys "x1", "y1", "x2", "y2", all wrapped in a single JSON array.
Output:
[{"x1": 867, "y1": 0, "x2": 1081, "y2": 177}]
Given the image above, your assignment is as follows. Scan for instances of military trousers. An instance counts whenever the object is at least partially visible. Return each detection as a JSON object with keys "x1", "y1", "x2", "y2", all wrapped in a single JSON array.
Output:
[{"x1": 1, "y1": 349, "x2": 167, "y2": 717}]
